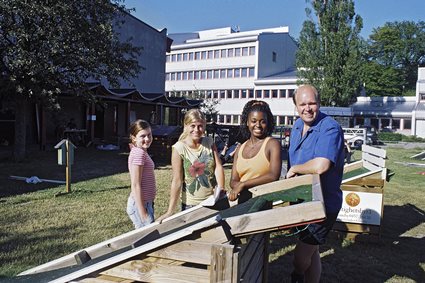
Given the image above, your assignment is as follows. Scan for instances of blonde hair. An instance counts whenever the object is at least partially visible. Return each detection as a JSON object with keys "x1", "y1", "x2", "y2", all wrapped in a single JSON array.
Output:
[{"x1": 179, "y1": 109, "x2": 206, "y2": 141}]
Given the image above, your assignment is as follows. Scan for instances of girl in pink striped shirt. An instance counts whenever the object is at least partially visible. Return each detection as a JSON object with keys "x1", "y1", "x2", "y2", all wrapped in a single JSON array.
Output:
[{"x1": 126, "y1": 120, "x2": 156, "y2": 229}]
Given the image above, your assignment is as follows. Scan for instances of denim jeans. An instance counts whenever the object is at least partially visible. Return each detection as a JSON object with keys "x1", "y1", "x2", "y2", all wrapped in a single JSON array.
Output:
[{"x1": 126, "y1": 195, "x2": 154, "y2": 229}]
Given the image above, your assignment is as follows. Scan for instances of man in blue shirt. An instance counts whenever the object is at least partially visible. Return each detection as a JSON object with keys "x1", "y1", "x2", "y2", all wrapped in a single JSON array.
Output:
[{"x1": 287, "y1": 85, "x2": 344, "y2": 283}]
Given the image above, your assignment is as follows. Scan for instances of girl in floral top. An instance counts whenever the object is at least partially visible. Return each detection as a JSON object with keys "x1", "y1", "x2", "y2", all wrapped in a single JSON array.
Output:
[{"x1": 157, "y1": 109, "x2": 224, "y2": 222}]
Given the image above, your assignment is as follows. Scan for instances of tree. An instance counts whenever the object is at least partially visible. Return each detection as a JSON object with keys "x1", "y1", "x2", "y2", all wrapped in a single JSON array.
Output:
[
  {"x1": 363, "y1": 21, "x2": 425, "y2": 96},
  {"x1": 0, "y1": 0, "x2": 141, "y2": 161},
  {"x1": 296, "y1": 0, "x2": 363, "y2": 106}
]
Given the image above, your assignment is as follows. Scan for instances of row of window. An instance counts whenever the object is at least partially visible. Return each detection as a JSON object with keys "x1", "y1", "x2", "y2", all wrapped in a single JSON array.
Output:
[
  {"x1": 167, "y1": 46, "x2": 256, "y2": 63},
  {"x1": 216, "y1": 114, "x2": 295, "y2": 126},
  {"x1": 166, "y1": 67, "x2": 255, "y2": 81},
  {"x1": 167, "y1": 89, "x2": 295, "y2": 100}
]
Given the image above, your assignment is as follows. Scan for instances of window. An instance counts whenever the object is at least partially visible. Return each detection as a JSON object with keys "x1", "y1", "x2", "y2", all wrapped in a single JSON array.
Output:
[
  {"x1": 241, "y1": 90, "x2": 247, "y2": 98},
  {"x1": 214, "y1": 70, "x2": 219, "y2": 79},
  {"x1": 183, "y1": 53, "x2": 188, "y2": 61},
  {"x1": 189, "y1": 52, "x2": 194, "y2": 60},
  {"x1": 256, "y1": 90, "x2": 262, "y2": 98},
  {"x1": 421, "y1": 93, "x2": 425, "y2": 100},
  {"x1": 171, "y1": 54, "x2": 177, "y2": 62},
  {"x1": 166, "y1": 55, "x2": 170, "y2": 62},
  {"x1": 241, "y1": 68, "x2": 248, "y2": 77},
  {"x1": 220, "y1": 69, "x2": 226, "y2": 78},
  {"x1": 221, "y1": 49, "x2": 227, "y2": 58},
  {"x1": 206, "y1": 91, "x2": 212, "y2": 99},
  {"x1": 404, "y1": 119, "x2": 412, "y2": 129},
  {"x1": 242, "y1": 47, "x2": 249, "y2": 56},
  {"x1": 207, "y1": 70, "x2": 213, "y2": 79},
  {"x1": 226, "y1": 115, "x2": 231, "y2": 124},
  {"x1": 195, "y1": 52, "x2": 201, "y2": 60},
  {"x1": 264, "y1": 90, "x2": 270, "y2": 98},
  {"x1": 279, "y1": 116, "x2": 285, "y2": 125},
  {"x1": 201, "y1": 70, "x2": 206, "y2": 79},
  {"x1": 279, "y1": 89, "x2": 286, "y2": 98},
  {"x1": 182, "y1": 72, "x2": 188, "y2": 80},
  {"x1": 249, "y1": 67, "x2": 255, "y2": 77},
  {"x1": 227, "y1": 90, "x2": 232, "y2": 99},
  {"x1": 207, "y1": 50, "x2": 213, "y2": 59},
  {"x1": 170, "y1": 73, "x2": 175, "y2": 80},
  {"x1": 201, "y1": 51, "x2": 207, "y2": 60},
  {"x1": 288, "y1": 89, "x2": 294, "y2": 98},
  {"x1": 227, "y1": 48, "x2": 234, "y2": 57},
  {"x1": 220, "y1": 90, "x2": 226, "y2": 99},
  {"x1": 249, "y1": 46, "x2": 256, "y2": 55},
  {"x1": 176, "y1": 72, "x2": 181, "y2": 80},
  {"x1": 272, "y1": 52, "x2": 277, "y2": 62},
  {"x1": 249, "y1": 89, "x2": 254, "y2": 98},
  {"x1": 235, "y1": 48, "x2": 241, "y2": 57},
  {"x1": 272, "y1": 90, "x2": 278, "y2": 98},
  {"x1": 234, "y1": 68, "x2": 240, "y2": 78},
  {"x1": 218, "y1": 115, "x2": 224, "y2": 123},
  {"x1": 188, "y1": 71, "x2": 194, "y2": 80},
  {"x1": 177, "y1": 53, "x2": 182, "y2": 62},
  {"x1": 213, "y1": 90, "x2": 219, "y2": 99},
  {"x1": 194, "y1": 71, "x2": 200, "y2": 80},
  {"x1": 166, "y1": 73, "x2": 170, "y2": 81},
  {"x1": 227, "y1": 69, "x2": 233, "y2": 78},
  {"x1": 214, "y1": 50, "x2": 220, "y2": 58},
  {"x1": 233, "y1": 90, "x2": 240, "y2": 99},
  {"x1": 232, "y1": 115, "x2": 239, "y2": 124}
]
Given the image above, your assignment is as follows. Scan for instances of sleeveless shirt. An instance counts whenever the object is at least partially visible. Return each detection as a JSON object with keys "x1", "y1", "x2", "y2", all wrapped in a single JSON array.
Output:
[{"x1": 236, "y1": 136, "x2": 271, "y2": 182}]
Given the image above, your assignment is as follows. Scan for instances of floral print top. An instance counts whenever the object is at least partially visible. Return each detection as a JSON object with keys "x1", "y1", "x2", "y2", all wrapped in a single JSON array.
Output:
[{"x1": 172, "y1": 136, "x2": 217, "y2": 205}]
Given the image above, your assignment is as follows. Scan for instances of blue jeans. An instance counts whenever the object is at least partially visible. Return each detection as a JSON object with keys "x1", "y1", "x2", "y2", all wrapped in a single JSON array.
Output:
[{"x1": 126, "y1": 195, "x2": 154, "y2": 229}]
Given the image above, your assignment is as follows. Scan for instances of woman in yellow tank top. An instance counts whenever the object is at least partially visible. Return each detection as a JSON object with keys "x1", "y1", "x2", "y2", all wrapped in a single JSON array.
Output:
[{"x1": 229, "y1": 100, "x2": 282, "y2": 203}]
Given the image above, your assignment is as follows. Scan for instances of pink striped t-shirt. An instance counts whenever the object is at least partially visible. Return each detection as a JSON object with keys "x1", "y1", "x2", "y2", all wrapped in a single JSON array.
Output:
[{"x1": 128, "y1": 146, "x2": 156, "y2": 202}]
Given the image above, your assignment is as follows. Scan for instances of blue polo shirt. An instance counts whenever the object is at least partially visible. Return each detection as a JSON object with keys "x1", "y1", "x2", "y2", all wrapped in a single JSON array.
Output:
[{"x1": 288, "y1": 111, "x2": 344, "y2": 213}]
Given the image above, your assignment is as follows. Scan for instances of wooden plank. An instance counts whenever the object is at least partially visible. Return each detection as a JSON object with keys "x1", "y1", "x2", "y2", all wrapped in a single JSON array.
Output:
[
  {"x1": 20, "y1": 205, "x2": 219, "y2": 275},
  {"x1": 333, "y1": 222, "x2": 381, "y2": 235},
  {"x1": 224, "y1": 201, "x2": 326, "y2": 236},
  {"x1": 344, "y1": 178, "x2": 385, "y2": 188},
  {"x1": 78, "y1": 274, "x2": 133, "y2": 282},
  {"x1": 362, "y1": 152, "x2": 386, "y2": 168},
  {"x1": 49, "y1": 215, "x2": 222, "y2": 283},
  {"x1": 210, "y1": 244, "x2": 234, "y2": 282},
  {"x1": 100, "y1": 260, "x2": 210, "y2": 283},
  {"x1": 238, "y1": 234, "x2": 265, "y2": 273},
  {"x1": 342, "y1": 169, "x2": 383, "y2": 185},
  {"x1": 362, "y1": 144, "x2": 387, "y2": 159},
  {"x1": 343, "y1": 160, "x2": 363, "y2": 173},
  {"x1": 147, "y1": 240, "x2": 214, "y2": 265},
  {"x1": 249, "y1": 174, "x2": 313, "y2": 197}
]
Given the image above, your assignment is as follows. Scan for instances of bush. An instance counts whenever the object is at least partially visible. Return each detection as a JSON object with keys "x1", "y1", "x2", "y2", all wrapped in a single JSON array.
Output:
[{"x1": 378, "y1": 132, "x2": 425, "y2": 142}]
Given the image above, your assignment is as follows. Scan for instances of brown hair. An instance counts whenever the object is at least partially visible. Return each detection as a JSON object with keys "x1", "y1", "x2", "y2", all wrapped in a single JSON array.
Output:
[{"x1": 129, "y1": 119, "x2": 151, "y2": 144}]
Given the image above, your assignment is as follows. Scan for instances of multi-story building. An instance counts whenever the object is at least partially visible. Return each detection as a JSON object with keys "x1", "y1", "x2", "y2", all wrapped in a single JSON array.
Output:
[{"x1": 165, "y1": 27, "x2": 299, "y2": 126}]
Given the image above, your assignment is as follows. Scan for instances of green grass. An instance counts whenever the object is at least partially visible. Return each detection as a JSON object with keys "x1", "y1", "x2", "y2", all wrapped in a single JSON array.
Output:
[{"x1": 0, "y1": 145, "x2": 424, "y2": 282}]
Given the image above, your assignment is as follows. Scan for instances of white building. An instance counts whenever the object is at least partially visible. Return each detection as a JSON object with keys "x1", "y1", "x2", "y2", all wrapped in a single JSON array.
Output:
[{"x1": 165, "y1": 27, "x2": 299, "y2": 126}]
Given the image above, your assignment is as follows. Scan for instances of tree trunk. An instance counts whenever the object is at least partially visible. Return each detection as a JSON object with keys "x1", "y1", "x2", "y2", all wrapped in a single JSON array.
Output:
[{"x1": 14, "y1": 96, "x2": 28, "y2": 162}]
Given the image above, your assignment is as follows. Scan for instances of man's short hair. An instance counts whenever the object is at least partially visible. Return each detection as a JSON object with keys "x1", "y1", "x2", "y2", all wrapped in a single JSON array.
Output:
[{"x1": 293, "y1": 85, "x2": 320, "y2": 105}]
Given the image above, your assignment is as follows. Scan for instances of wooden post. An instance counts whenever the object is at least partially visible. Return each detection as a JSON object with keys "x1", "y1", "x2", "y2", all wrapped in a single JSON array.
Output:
[{"x1": 66, "y1": 139, "x2": 71, "y2": 193}]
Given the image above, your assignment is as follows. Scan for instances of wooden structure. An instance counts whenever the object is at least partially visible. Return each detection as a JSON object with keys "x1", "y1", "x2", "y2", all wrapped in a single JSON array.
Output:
[
  {"x1": 19, "y1": 174, "x2": 325, "y2": 282},
  {"x1": 334, "y1": 145, "x2": 388, "y2": 235}
]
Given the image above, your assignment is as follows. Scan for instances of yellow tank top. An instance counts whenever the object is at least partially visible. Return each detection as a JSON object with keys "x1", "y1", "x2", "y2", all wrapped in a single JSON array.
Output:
[{"x1": 236, "y1": 137, "x2": 271, "y2": 182}]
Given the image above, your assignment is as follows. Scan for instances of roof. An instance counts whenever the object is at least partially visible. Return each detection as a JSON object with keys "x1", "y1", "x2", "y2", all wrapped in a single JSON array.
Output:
[
  {"x1": 87, "y1": 83, "x2": 201, "y2": 107},
  {"x1": 352, "y1": 98, "x2": 416, "y2": 118}
]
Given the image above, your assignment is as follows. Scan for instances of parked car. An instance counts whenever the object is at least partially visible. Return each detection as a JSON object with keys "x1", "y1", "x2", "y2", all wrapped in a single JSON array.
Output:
[{"x1": 354, "y1": 125, "x2": 378, "y2": 145}]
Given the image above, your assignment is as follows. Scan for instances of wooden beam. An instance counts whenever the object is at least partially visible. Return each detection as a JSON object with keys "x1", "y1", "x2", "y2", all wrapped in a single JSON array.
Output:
[
  {"x1": 49, "y1": 215, "x2": 222, "y2": 283},
  {"x1": 362, "y1": 144, "x2": 387, "y2": 159},
  {"x1": 342, "y1": 169, "x2": 383, "y2": 185},
  {"x1": 343, "y1": 160, "x2": 363, "y2": 173},
  {"x1": 249, "y1": 174, "x2": 313, "y2": 197},
  {"x1": 210, "y1": 244, "x2": 234, "y2": 282},
  {"x1": 100, "y1": 261, "x2": 210, "y2": 283},
  {"x1": 20, "y1": 206, "x2": 219, "y2": 275},
  {"x1": 224, "y1": 201, "x2": 326, "y2": 236}
]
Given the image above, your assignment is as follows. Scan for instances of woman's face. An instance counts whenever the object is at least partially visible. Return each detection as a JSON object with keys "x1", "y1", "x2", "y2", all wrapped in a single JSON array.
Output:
[
  {"x1": 133, "y1": 127, "x2": 152, "y2": 150},
  {"x1": 247, "y1": 111, "x2": 268, "y2": 138},
  {"x1": 186, "y1": 120, "x2": 205, "y2": 142}
]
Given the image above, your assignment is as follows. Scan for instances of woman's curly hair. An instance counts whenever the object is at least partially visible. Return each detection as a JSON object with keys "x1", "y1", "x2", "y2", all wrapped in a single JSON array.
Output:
[{"x1": 240, "y1": 100, "x2": 274, "y2": 140}]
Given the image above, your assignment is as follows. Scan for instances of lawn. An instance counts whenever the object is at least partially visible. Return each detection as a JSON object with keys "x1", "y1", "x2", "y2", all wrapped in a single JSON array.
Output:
[{"x1": 0, "y1": 143, "x2": 424, "y2": 282}]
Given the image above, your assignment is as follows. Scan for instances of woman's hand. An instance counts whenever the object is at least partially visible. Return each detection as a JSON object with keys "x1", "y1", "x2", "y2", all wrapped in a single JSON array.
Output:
[{"x1": 156, "y1": 211, "x2": 173, "y2": 224}]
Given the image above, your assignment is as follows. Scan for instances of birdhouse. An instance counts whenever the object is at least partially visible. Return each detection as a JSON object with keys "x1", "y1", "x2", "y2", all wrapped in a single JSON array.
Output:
[{"x1": 54, "y1": 139, "x2": 76, "y2": 165}]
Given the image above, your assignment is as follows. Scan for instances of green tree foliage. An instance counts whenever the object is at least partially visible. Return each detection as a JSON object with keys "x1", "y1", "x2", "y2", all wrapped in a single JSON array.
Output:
[
  {"x1": 363, "y1": 21, "x2": 425, "y2": 96},
  {"x1": 0, "y1": 0, "x2": 142, "y2": 161},
  {"x1": 296, "y1": 0, "x2": 363, "y2": 106}
]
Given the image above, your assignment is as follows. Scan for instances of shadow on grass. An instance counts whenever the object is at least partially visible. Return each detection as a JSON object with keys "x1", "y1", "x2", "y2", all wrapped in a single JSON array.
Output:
[
  {"x1": 0, "y1": 146, "x2": 133, "y2": 198},
  {"x1": 267, "y1": 203, "x2": 425, "y2": 283}
]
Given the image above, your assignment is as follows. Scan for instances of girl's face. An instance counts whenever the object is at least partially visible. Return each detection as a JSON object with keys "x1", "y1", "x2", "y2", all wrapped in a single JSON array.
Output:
[
  {"x1": 133, "y1": 127, "x2": 152, "y2": 150},
  {"x1": 186, "y1": 120, "x2": 204, "y2": 142},
  {"x1": 247, "y1": 111, "x2": 268, "y2": 138}
]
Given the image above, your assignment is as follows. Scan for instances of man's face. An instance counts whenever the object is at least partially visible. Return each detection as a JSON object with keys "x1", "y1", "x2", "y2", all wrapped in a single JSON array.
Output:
[{"x1": 294, "y1": 87, "x2": 319, "y2": 126}]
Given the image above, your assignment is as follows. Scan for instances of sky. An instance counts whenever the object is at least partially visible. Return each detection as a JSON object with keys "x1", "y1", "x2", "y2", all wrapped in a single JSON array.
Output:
[{"x1": 123, "y1": 0, "x2": 424, "y2": 39}]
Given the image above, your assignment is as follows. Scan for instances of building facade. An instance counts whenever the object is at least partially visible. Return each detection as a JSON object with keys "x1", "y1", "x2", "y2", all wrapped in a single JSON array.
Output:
[{"x1": 165, "y1": 27, "x2": 300, "y2": 126}]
